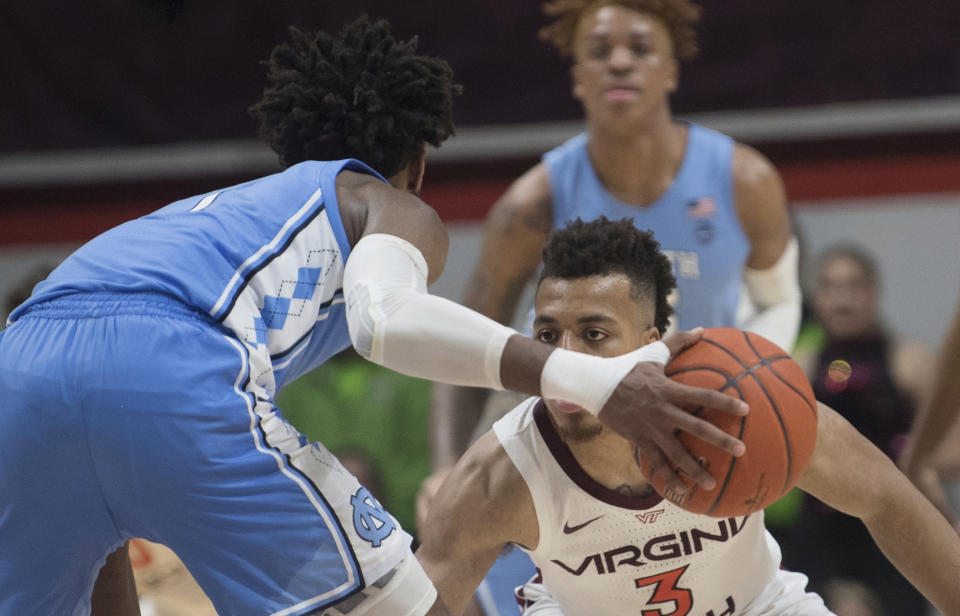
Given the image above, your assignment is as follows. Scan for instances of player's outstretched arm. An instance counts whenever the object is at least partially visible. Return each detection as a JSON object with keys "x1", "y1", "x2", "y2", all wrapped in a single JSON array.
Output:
[
  {"x1": 902, "y1": 297, "x2": 960, "y2": 512},
  {"x1": 429, "y1": 164, "x2": 552, "y2": 471},
  {"x1": 340, "y1": 174, "x2": 748, "y2": 494},
  {"x1": 732, "y1": 144, "x2": 801, "y2": 352},
  {"x1": 416, "y1": 431, "x2": 536, "y2": 616},
  {"x1": 798, "y1": 402, "x2": 960, "y2": 614}
]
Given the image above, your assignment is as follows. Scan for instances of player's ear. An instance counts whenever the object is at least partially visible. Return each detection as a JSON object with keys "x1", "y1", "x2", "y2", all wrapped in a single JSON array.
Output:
[
  {"x1": 571, "y1": 65, "x2": 586, "y2": 100},
  {"x1": 643, "y1": 325, "x2": 661, "y2": 344},
  {"x1": 405, "y1": 146, "x2": 427, "y2": 194},
  {"x1": 665, "y1": 58, "x2": 679, "y2": 94}
]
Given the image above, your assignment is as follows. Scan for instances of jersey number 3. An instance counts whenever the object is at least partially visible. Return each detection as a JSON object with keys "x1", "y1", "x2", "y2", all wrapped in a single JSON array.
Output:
[{"x1": 635, "y1": 566, "x2": 692, "y2": 616}]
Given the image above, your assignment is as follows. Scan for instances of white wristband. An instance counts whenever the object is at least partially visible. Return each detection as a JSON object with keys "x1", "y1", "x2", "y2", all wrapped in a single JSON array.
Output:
[{"x1": 540, "y1": 342, "x2": 670, "y2": 416}]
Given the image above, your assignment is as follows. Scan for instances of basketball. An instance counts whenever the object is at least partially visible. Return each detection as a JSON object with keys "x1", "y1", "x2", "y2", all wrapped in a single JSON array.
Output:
[{"x1": 638, "y1": 327, "x2": 818, "y2": 518}]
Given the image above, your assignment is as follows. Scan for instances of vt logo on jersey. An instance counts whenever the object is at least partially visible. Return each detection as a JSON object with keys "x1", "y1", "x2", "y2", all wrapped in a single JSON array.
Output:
[
  {"x1": 351, "y1": 486, "x2": 395, "y2": 547},
  {"x1": 635, "y1": 508, "x2": 665, "y2": 524}
]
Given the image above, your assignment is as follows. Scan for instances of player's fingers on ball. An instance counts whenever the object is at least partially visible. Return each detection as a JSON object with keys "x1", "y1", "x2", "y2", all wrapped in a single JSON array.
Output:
[
  {"x1": 659, "y1": 436, "x2": 716, "y2": 490},
  {"x1": 672, "y1": 410, "x2": 746, "y2": 457},
  {"x1": 661, "y1": 327, "x2": 704, "y2": 356},
  {"x1": 644, "y1": 444, "x2": 688, "y2": 494},
  {"x1": 669, "y1": 381, "x2": 748, "y2": 416},
  {"x1": 631, "y1": 439, "x2": 658, "y2": 468}
]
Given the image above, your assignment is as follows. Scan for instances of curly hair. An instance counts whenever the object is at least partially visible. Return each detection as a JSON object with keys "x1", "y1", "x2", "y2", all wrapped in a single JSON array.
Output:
[
  {"x1": 250, "y1": 16, "x2": 462, "y2": 177},
  {"x1": 539, "y1": 217, "x2": 676, "y2": 335},
  {"x1": 540, "y1": 0, "x2": 701, "y2": 62}
]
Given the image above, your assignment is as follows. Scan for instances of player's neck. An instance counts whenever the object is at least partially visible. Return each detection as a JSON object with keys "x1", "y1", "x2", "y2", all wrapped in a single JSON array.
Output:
[
  {"x1": 566, "y1": 432, "x2": 652, "y2": 497},
  {"x1": 586, "y1": 117, "x2": 688, "y2": 207}
]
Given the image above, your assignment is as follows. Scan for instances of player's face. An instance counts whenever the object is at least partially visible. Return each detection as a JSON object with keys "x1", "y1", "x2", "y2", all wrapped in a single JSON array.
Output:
[
  {"x1": 570, "y1": 5, "x2": 678, "y2": 126},
  {"x1": 814, "y1": 256, "x2": 878, "y2": 340},
  {"x1": 534, "y1": 273, "x2": 660, "y2": 441}
]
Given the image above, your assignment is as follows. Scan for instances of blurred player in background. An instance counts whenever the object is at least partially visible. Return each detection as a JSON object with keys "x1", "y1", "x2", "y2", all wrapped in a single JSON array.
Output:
[
  {"x1": 0, "y1": 16, "x2": 748, "y2": 616},
  {"x1": 423, "y1": 2, "x2": 800, "y2": 611},
  {"x1": 902, "y1": 294, "x2": 960, "y2": 531},
  {"x1": 417, "y1": 217, "x2": 960, "y2": 616},
  {"x1": 427, "y1": 0, "x2": 798, "y2": 502},
  {"x1": 785, "y1": 245, "x2": 936, "y2": 614}
]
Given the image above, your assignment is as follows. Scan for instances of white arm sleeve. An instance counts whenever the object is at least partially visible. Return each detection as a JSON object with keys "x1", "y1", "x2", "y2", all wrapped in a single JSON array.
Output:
[
  {"x1": 343, "y1": 233, "x2": 516, "y2": 390},
  {"x1": 738, "y1": 235, "x2": 802, "y2": 351}
]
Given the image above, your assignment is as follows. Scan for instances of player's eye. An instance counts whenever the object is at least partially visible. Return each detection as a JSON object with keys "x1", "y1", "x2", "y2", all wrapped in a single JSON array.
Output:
[
  {"x1": 584, "y1": 329, "x2": 608, "y2": 342},
  {"x1": 587, "y1": 45, "x2": 610, "y2": 60},
  {"x1": 536, "y1": 329, "x2": 558, "y2": 345}
]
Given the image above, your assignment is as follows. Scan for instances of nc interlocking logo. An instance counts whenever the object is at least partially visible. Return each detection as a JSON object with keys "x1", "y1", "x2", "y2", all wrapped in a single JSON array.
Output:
[{"x1": 351, "y1": 486, "x2": 395, "y2": 547}]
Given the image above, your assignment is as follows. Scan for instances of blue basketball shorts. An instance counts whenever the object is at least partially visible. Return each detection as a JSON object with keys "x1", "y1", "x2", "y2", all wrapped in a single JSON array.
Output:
[{"x1": 0, "y1": 292, "x2": 413, "y2": 616}]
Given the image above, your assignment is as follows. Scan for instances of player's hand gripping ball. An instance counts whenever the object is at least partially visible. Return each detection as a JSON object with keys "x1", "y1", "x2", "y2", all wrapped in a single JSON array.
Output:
[{"x1": 638, "y1": 327, "x2": 818, "y2": 517}]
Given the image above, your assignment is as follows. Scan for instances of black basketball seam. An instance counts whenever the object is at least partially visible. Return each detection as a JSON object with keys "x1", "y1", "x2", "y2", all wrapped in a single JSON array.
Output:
[
  {"x1": 739, "y1": 331, "x2": 793, "y2": 499},
  {"x1": 741, "y1": 334, "x2": 816, "y2": 417},
  {"x1": 705, "y1": 385, "x2": 747, "y2": 516},
  {"x1": 697, "y1": 337, "x2": 751, "y2": 369},
  {"x1": 765, "y1": 360, "x2": 817, "y2": 417},
  {"x1": 761, "y1": 361, "x2": 818, "y2": 417}
]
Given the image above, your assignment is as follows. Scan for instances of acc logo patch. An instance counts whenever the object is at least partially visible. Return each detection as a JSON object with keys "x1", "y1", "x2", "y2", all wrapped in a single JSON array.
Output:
[{"x1": 351, "y1": 486, "x2": 395, "y2": 547}]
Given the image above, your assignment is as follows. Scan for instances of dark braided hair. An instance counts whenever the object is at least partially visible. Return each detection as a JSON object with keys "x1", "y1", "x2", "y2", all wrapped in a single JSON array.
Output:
[
  {"x1": 539, "y1": 216, "x2": 676, "y2": 334},
  {"x1": 251, "y1": 16, "x2": 462, "y2": 177}
]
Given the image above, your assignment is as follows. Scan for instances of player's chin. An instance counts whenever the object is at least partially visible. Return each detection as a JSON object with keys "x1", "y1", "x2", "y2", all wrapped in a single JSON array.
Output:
[{"x1": 547, "y1": 399, "x2": 586, "y2": 415}]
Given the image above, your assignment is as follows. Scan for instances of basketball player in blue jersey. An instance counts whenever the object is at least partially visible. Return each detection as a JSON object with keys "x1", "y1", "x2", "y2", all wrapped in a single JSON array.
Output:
[
  {"x1": 417, "y1": 217, "x2": 960, "y2": 616},
  {"x1": 424, "y1": 3, "x2": 799, "y2": 612},
  {"x1": 429, "y1": 0, "x2": 799, "y2": 494},
  {"x1": 0, "y1": 16, "x2": 748, "y2": 616}
]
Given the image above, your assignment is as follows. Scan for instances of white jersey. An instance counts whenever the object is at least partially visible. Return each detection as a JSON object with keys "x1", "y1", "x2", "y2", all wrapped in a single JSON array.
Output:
[{"x1": 493, "y1": 398, "x2": 782, "y2": 616}]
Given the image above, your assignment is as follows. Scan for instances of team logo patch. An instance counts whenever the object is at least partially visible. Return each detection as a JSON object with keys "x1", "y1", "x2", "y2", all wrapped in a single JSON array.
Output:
[
  {"x1": 351, "y1": 486, "x2": 396, "y2": 547},
  {"x1": 695, "y1": 219, "x2": 715, "y2": 244}
]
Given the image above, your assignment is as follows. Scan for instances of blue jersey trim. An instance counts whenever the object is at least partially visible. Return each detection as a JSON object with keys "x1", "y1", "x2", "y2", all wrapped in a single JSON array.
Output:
[
  {"x1": 269, "y1": 289, "x2": 344, "y2": 363},
  {"x1": 227, "y1": 337, "x2": 365, "y2": 613},
  {"x1": 213, "y1": 205, "x2": 327, "y2": 323},
  {"x1": 321, "y1": 159, "x2": 390, "y2": 265}
]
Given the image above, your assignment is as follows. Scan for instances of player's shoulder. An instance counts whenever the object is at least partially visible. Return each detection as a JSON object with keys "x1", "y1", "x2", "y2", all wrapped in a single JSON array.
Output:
[
  {"x1": 730, "y1": 140, "x2": 788, "y2": 226},
  {"x1": 460, "y1": 430, "x2": 530, "y2": 502},
  {"x1": 485, "y1": 163, "x2": 553, "y2": 239},
  {"x1": 430, "y1": 430, "x2": 537, "y2": 549},
  {"x1": 497, "y1": 163, "x2": 553, "y2": 214},
  {"x1": 336, "y1": 169, "x2": 448, "y2": 274},
  {"x1": 731, "y1": 141, "x2": 780, "y2": 185}
]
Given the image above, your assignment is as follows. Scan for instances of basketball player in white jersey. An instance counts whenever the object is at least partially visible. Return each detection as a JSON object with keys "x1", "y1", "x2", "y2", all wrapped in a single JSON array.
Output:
[{"x1": 417, "y1": 217, "x2": 960, "y2": 616}]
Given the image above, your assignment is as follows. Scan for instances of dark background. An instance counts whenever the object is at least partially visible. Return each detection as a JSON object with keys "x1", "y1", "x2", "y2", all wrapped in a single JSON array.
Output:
[{"x1": 3, "y1": 0, "x2": 958, "y2": 152}]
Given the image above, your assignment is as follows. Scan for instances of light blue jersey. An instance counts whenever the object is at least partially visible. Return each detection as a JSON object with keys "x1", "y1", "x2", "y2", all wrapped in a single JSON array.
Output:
[
  {"x1": 13, "y1": 158, "x2": 374, "y2": 393},
  {"x1": 544, "y1": 123, "x2": 750, "y2": 331},
  {"x1": 0, "y1": 159, "x2": 415, "y2": 615}
]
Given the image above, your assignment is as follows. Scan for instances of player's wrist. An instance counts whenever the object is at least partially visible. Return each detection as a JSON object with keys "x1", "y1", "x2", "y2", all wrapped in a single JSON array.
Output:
[{"x1": 540, "y1": 342, "x2": 670, "y2": 416}]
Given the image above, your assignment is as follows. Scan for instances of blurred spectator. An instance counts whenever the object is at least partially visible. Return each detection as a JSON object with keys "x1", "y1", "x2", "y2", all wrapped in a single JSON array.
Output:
[{"x1": 783, "y1": 244, "x2": 934, "y2": 615}]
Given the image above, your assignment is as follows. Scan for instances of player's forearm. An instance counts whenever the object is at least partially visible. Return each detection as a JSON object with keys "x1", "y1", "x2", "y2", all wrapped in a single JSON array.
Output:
[
  {"x1": 739, "y1": 300, "x2": 801, "y2": 352},
  {"x1": 429, "y1": 383, "x2": 490, "y2": 469},
  {"x1": 906, "y1": 305, "x2": 960, "y2": 470},
  {"x1": 739, "y1": 236, "x2": 801, "y2": 351},
  {"x1": 863, "y1": 476, "x2": 960, "y2": 614}
]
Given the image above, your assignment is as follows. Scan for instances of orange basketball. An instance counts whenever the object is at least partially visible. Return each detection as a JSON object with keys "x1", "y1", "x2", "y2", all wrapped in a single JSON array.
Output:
[{"x1": 639, "y1": 327, "x2": 818, "y2": 518}]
